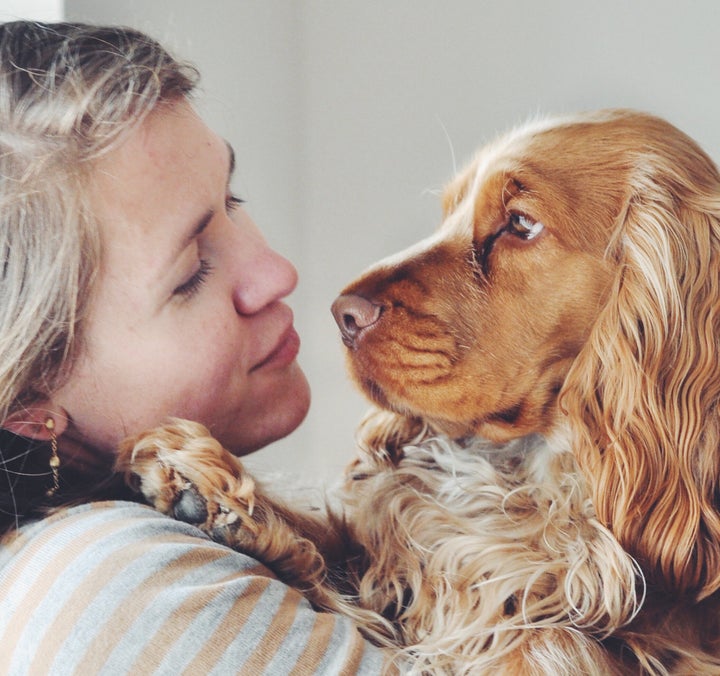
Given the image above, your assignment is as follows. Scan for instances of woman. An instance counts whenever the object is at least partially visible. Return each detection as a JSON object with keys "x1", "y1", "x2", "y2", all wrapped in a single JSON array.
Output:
[{"x1": 0, "y1": 21, "x2": 392, "y2": 674}]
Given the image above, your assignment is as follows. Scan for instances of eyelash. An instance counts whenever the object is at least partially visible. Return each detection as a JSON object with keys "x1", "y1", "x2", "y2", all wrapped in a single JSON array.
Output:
[
  {"x1": 226, "y1": 194, "x2": 244, "y2": 211},
  {"x1": 173, "y1": 258, "x2": 213, "y2": 299}
]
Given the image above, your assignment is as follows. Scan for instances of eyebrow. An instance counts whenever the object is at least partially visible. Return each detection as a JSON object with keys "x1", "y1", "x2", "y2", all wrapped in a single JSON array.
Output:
[{"x1": 227, "y1": 141, "x2": 236, "y2": 180}]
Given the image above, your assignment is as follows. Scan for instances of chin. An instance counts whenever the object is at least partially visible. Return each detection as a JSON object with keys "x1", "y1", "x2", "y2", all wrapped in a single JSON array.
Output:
[{"x1": 237, "y1": 363, "x2": 311, "y2": 455}]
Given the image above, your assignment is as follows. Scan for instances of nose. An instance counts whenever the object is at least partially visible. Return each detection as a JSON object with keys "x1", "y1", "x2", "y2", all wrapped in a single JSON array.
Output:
[
  {"x1": 227, "y1": 210, "x2": 299, "y2": 315},
  {"x1": 331, "y1": 294, "x2": 382, "y2": 347},
  {"x1": 231, "y1": 233, "x2": 299, "y2": 316},
  {"x1": 234, "y1": 248, "x2": 298, "y2": 314}
]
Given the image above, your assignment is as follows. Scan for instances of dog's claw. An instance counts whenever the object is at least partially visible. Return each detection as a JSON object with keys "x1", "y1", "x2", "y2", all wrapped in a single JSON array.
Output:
[{"x1": 173, "y1": 484, "x2": 209, "y2": 524}]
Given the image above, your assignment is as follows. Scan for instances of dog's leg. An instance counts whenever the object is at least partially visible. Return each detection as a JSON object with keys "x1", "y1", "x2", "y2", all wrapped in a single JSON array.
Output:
[
  {"x1": 116, "y1": 419, "x2": 398, "y2": 646},
  {"x1": 115, "y1": 420, "x2": 343, "y2": 608}
]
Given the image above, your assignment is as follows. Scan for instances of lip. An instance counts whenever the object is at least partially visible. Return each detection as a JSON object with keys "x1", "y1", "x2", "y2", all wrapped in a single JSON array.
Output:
[{"x1": 251, "y1": 325, "x2": 301, "y2": 372}]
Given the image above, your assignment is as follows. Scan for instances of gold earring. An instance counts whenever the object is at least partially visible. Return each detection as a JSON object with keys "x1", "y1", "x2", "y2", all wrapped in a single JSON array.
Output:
[{"x1": 45, "y1": 417, "x2": 59, "y2": 497}]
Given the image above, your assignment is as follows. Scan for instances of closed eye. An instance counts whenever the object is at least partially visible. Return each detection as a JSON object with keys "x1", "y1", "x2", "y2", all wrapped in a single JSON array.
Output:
[
  {"x1": 173, "y1": 194, "x2": 241, "y2": 301},
  {"x1": 173, "y1": 258, "x2": 213, "y2": 299}
]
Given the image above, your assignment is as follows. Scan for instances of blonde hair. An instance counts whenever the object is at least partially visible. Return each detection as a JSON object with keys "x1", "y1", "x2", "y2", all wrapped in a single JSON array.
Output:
[{"x1": 0, "y1": 21, "x2": 198, "y2": 424}]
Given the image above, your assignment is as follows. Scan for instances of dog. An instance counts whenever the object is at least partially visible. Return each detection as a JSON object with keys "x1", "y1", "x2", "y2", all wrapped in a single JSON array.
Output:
[{"x1": 117, "y1": 109, "x2": 720, "y2": 674}]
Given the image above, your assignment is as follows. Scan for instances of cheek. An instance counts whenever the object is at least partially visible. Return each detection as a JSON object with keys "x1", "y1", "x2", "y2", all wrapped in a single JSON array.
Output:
[
  {"x1": 170, "y1": 346, "x2": 247, "y2": 418},
  {"x1": 479, "y1": 248, "x2": 611, "y2": 363},
  {"x1": 155, "y1": 317, "x2": 251, "y2": 411},
  {"x1": 63, "y1": 313, "x2": 251, "y2": 450}
]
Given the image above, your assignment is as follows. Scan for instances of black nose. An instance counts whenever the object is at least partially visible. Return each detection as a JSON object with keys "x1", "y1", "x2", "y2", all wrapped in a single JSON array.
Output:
[{"x1": 331, "y1": 294, "x2": 382, "y2": 347}]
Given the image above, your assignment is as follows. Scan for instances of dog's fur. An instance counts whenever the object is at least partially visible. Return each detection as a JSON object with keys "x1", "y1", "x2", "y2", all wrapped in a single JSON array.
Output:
[{"x1": 117, "y1": 110, "x2": 720, "y2": 674}]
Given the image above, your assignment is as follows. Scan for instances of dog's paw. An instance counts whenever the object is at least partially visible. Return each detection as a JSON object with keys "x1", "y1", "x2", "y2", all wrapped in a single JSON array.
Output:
[{"x1": 116, "y1": 418, "x2": 257, "y2": 540}]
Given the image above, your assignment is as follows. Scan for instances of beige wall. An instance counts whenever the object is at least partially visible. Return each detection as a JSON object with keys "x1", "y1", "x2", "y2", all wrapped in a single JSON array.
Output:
[{"x1": 36, "y1": 1, "x2": 720, "y2": 481}]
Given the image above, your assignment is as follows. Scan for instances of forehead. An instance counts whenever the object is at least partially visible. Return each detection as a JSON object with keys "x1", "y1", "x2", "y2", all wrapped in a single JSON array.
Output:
[
  {"x1": 366, "y1": 121, "x2": 560, "y2": 271},
  {"x1": 91, "y1": 101, "x2": 225, "y2": 219},
  {"x1": 89, "y1": 100, "x2": 226, "y2": 246},
  {"x1": 453, "y1": 117, "x2": 569, "y2": 192},
  {"x1": 441, "y1": 113, "x2": 636, "y2": 251},
  {"x1": 440, "y1": 118, "x2": 561, "y2": 234}
]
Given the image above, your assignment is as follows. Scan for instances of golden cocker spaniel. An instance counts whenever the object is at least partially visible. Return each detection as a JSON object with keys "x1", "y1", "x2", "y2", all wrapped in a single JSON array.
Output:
[{"x1": 119, "y1": 109, "x2": 720, "y2": 674}]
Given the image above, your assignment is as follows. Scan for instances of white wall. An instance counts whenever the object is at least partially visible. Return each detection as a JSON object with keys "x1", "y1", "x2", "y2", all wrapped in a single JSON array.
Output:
[
  {"x1": 52, "y1": 1, "x2": 720, "y2": 482},
  {"x1": 0, "y1": 0, "x2": 62, "y2": 21}
]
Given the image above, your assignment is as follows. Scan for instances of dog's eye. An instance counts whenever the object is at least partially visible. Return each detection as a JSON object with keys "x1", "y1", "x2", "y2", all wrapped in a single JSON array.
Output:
[{"x1": 506, "y1": 213, "x2": 544, "y2": 240}]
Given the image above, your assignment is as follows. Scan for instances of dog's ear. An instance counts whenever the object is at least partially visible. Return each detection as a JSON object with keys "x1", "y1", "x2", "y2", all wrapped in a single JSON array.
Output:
[{"x1": 562, "y1": 151, "x2": 720, "y2": 599}]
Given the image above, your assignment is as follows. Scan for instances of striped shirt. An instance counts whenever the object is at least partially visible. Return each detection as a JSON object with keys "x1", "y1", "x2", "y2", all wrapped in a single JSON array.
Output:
[{"x1": 0, "y1": 500, "x2": 393, "y2": 675}]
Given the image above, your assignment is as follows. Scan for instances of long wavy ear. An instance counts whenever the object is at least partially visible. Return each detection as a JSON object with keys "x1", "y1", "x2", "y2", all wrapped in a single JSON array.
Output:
[{"x1": 562, "y1": 152, "x2": 720, "y2": 600}]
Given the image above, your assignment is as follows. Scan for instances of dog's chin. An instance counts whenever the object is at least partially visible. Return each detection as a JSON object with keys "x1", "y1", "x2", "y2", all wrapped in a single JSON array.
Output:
[
  {"x1": 361, "y1": 379, "x2": 549, "y2": 445},
  {"x1": 359, "y1": 377, "x2": 445, "y2": 432},
  {"x1": 430, "y1": 415, "x2": 539, "y2": 444},
  {"x1": 422, "y1": 416, "x2": 477, "y2": 440},
  {"x1": 359, "y1": 377, "x2": 489, "y2": 441}
]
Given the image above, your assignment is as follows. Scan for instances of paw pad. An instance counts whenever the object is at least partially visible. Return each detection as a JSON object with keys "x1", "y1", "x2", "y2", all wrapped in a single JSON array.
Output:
[{"x1": 172, "y1": 484, "x2": 208, "y2": 524}]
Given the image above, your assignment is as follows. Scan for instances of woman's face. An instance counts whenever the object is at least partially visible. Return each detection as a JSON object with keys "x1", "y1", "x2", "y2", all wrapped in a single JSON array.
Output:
[{"x1": 53, "y1": 100, "x2": 310, "y2": 458}]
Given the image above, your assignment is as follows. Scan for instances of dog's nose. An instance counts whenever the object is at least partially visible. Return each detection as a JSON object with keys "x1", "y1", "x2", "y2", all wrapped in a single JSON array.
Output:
[{"x1": 332, "y1": 294, "x2": 382, "y2": 346}]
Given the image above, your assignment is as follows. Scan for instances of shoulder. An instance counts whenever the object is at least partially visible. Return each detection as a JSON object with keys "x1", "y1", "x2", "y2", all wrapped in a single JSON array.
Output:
[{"x1": 0, "y1": 500, "x2": 391, "y2": 675}]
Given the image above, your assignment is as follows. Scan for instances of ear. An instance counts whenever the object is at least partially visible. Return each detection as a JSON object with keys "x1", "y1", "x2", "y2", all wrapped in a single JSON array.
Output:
[
  {"x1": 3, "y1": 401, "x2": 69, "y2": 441},
  {"x1": 562, "y1": 161, "x2": 720, "y2": 599}
]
